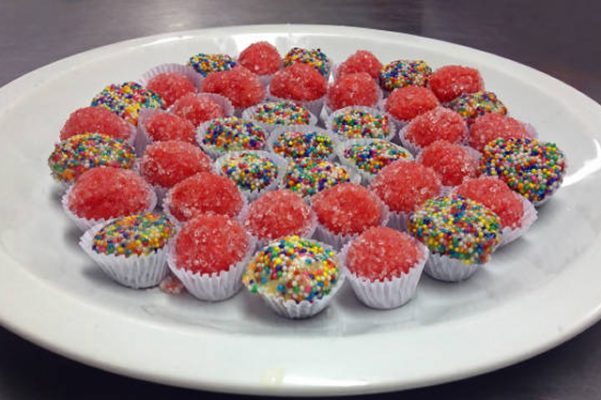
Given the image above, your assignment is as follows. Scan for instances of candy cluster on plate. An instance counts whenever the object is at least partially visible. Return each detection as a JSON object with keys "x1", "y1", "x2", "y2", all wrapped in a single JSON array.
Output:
[{"x1": 48, "y1": 41, "x2": 567, "y2": 319}]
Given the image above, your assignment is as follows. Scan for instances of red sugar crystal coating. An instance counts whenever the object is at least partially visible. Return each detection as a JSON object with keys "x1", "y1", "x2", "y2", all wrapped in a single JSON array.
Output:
[
  {"x1": 419, "y1": 140, "x2": 478, "y2": 186},
  {"x1": 327, "y1": 72, "x2": 380, "y2": 111},
  {"x1": 468, "y1": 113, "x2": 530, "y2": 152},
  {"x1": 175, "y1": 214, "x2": 249, "y2": 274},
  {"x1": 370, "y1": 160, "x2": 441, "y2": 214},
  {"x1": 143, "y1": 112, "x2": 196, "y2": 144},
  {"x1": 405, "y1": 107, "x2": 467, "y2": 148},
  {"x1": 68, "y1": 167, "x2": 151, "y2": 220},
  {"x1": 140, "y1": 141, "x2": 212, "y2": 188},
  {"x1": 337, "y1": 50, "x2": 383, "y2": 80},
  {"x1": 270, "y1": 63, "x2": 327, "y2": 102},
  {"x1": 385, "y1": 86, "x2": 439, "y2": 122},
  {"x1": 170, "y1": 93, "x2": 225, "y2": 127},
  {"x1": 245, "y1": 189, "x2": 312, "y2": 240},
  {"x1": 202, "y1": 66, "x2": 265, "y2": 109},
  {"x1": 312, "y1": 183, "x2": 382, "y2": 235},
  {"x1": 167, "y1": 172, "x2": 243, "y2": 222},
  {"x1": 147, "y1": 72, "x2": 197, "y2": 108},
  {"x1": 347, "y1": 227, "x2": 422, "y2": 280},
  {"x1": 237, "y1": 41, "x2": 281, "y2": 75},
  {"x1": 456, "y1": 177, "x2": 524, "y2": 228},
  {"x1": 60, "y1": 106, "x2": 131, "y2": 141},
  {"x1": 429, "y1": 65, "x2": 483, "y2": 103}
]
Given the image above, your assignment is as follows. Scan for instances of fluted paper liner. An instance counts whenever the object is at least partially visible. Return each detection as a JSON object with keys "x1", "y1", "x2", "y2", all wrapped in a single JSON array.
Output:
[{"x1": 424, "y1": 252, "x2": 482, "y2": 282}]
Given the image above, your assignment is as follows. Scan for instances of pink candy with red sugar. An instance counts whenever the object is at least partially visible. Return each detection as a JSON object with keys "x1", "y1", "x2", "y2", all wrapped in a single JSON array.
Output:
[
  {"x1": 237, "y1": 41, "x2": 281, "y2": 76},
  {"x1": 143, "y1": 112, "x2": 197, "y2": 144},
  {"x1": 269, "y1": 63, "x2": 327, "y2": 102},
  {"x1": 404, "y1": 107, "x2": 467, "y2": 149},
  {"x1": 429, "y1": 65, "x2": 483, "y2": 103},
  {"x1": 146, "y1": 72, "x2": 197, "y2": 108},
  {"x1": 468, "y1": 113, "x2": 530, "y2": 152},
  {"x1": 202, "y1": 66, "x2": 265, "y2": 109},
  {"x1": 385, "y1": 86, "x2": 439, "y2": 122},
  {"x1": 327, "y1": 72, "x2": 380, "y2": 111},
  {"x1": 60, "y1": 106, "x2": 131, "y2": 141},
  {"x1": 337, "y1": 50, "x2": 382, "y2": 80},
  {"x1": 419, "y1": 140, "x2": 479, "y2": 186},
  {"x1": 170, "y1": 93, "x2": 225, "y2": 127}
]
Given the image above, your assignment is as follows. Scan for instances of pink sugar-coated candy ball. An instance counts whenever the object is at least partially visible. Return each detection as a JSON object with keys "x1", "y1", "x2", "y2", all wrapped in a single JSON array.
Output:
[
  {"x1": 385, "y1": 86, "x2": 439, "y2": 122},
  {"x1": 327, "y1": 72, "x2": 380, "y2": 111},
  {"x1": 175, "y1": 214, "x2": 249, "y2": 274},
  {"x1": 337, "y1": 50, "x2": 383, "y2": 80},
  {"x1": 166, "y1": 172, "x2": 244, "y2": 223},
  {"x1": 60, "y1": 106, "x2": 131, "y2": 141},
  {"x1": 312, "y1": 183, "x2": 382, "y2": 236},
  {"x1": 146, "y1": 72, "x2": 197, "y2": 108},
  {"x1": 270, "y1": 63, "x2": 327, "y2": 102},
  {"x1": 143, "y1": 112, "x2": 197, "y2": 144},
  {"x1": 419, "y1": 140, "x2": 479, "y2": 187},
  {"x1": 370, "y1": 160, "x2": 441, "y2": 214},
  {"x1": 237, "y1": 41, "x2": 281, "y2": 76},
  {"x1": 428, "y1": 65, "x2": 483, "y2": 103},
  {"x1": 346, "y1": 227, "x2": 422, "y2": 280},
  {"x1": 468, "y1": 113, "x2": 530, "y2": 152},
  {"x1": 245, "y1": 189, "x2": 312, "y2": 241},
  {"x1": 405, "y1": 107, "x2": 467, "y2": 149},
  {"x1": 455, "y1": 177, "x2": 524, "y2": 229},
  {"x1": 140, "y1": 141, "x2": 212, "y2": 189},
  {"x1": 170, "y1": 93, "x2": 225, "y2": 127},
  {"x1": 202, "y1": 66, "x2": 265, "y2": 109},
  {"x1": 68, "y1": 167, "x2": 152, "y2": 220}
]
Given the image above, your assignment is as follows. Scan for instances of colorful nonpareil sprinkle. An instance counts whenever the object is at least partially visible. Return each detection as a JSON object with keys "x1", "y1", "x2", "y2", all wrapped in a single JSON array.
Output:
[
  {"x1": 331, "y1": 109, "x2": 391, "y2": 139},
  {"x1": 272, "y1": 130, "x2": 334, "y2": 159},
  {"x1": 480, "y1": 138, "x2": 566, "y2": 204},
  {"x1": 90, "y1": 82, "x2": 163, "y2": 125},
  {"x1": 242, "y1": 235, "x2": 340, "y2": 303},
  {"x1": 48, "y1": 133, "x2": 136, "y2": 184},
  {"x1": 379, "y1": 60, "x2": 432, "y2": 91},
  {"x1": 201, "y1": 117, "x2": 267, "y2": 153},
  {"x1": 408, "y1": 196, "x2": 501, "y2": 264},
  {"x1": 220, "y1": 152, "x2": 279, "y2": 192},
  {"x1": 283, "y1": 158, "x2": 351, "y2": 197},
  {"x1": 283, "y1": 47, "x2": 331, "y2": 76},
  {"x1": 92, "y1": 212, "x2": 175, "y2": 257},
  {"x1": 446, "y1": 90, "x2": 507, "y2": 124},
  {"x1": 252, "y1": 102, "x2": 311, "y2": 125},
  {"x1": 342, "y1": 140, "x2": 412, "y2": 175},
  {"x1": 187, "y1": 53, "x2": 236, "y2": 76}
]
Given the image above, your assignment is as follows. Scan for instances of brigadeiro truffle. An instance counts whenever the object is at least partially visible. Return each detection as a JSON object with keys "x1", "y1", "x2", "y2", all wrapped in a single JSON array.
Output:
[
  {"x1": 242, "y1": 101, "x2": 317, "y2": 132},
  {"x1": 336, "y1": 50, "x2": 382, "y2": 80},
  {"x1": 140, "y1": 64, "x2": 201, "y2": 108},
  {"x1": 90, "y1": 82, "x2": 163, "y2": 126},
  {"x1": 282, "y1": 158, "x2": 356, "y2": 198},
  {"x1": 446, "y1": 90, "x2": 507, "y2": 124},
  {"x1": 326, "y1": 106, "x2": 395, "y2": 141},
  {"x1": 269, "y1": 125, "x2": 337, "y2": 160},
  {"x1": 418, "y1": 140, "x2": 479, "y2": 187},
  {"x1": 197, "y1": 116, "x2": 268, "y2": 157},
  {"x1": 60, "y1": 106, "x2": 135, "y2": 144},
  {"x1": 138, "y1": 110, "x2": 197, "y2": 145},
  {"x1": 468, "y1": 113, "x2": 534, "y2": 152},
  {"x1": 326, "y1": 72, "x2": 382, "y2": 113},
  {"x1": 237, "y1": 41, "x2": 282, "y2": 85},
  {"x1": 202, "y1": 66, "x2": 266, "y2": 111},
  {"x1": 187, "y1": 52, "x2": 236, "y2": 76},
  {"x1": 283, "y1": 47, "x2": 332, "y2": 77},
  {"x1": 169, "y1": 93, "x2": 234, "y2": 128},
  {"x1": 400, "y1": 107, "x2": 468, "y2": 154},
  {"x1": 379, "y1": 59, "x2": 432, "y2": 92},
  {"x1": 268, "y1": 63, "x2": 328, "y2": 116},
  {"x1": 384, "y1": 86, "x2": 439, "y2": 124},
  {"x1": 428, "y1": 65, "x2": 484, "y2": 102}
]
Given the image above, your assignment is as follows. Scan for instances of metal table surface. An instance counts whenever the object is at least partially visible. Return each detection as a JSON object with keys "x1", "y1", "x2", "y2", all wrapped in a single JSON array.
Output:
[{"x1": 1, "y1": 0, "x2": 600, "y2": 399}]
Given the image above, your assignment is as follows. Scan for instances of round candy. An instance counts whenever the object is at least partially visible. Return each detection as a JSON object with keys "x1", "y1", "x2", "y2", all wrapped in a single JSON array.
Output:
[
  {"x1": 202, "y1": 66, "x2": 265, "y2": 109},
  {"x1": 312, "y1": 183, "x2": 382, "y2": 236},
  {"x1": 146, "y1": 72, "x2": 196, "y2": 108},
  {"x1": 269, "y1": 63, "x2": 327, "y2": 102},
  {"x1": 404, "y1": 107, "x2": 467, "y2": 149},
  {"x1": 200, "y1": 117, "x2": 267, "y2": 153},
  {"x1": 142, "y1": 112, "x2": 196, "y2": 144},
  {"x1": 446, "y1": 90, "x2": 507, "y2": 124},
  {"x1": 379, "y1": 60, "x2": 432, "y2": 91},
  {"x1": 92, "y1": 212, "x2": 175, "y2": 257},
  {"x1": 219, "y1": 152, "x2": 279, "y2": 192},
  {"x1": 283, "y1": 47, "x2": 331, "y2": 77},
  {"x1": 468, "y1": 113, "x2": 530, "y2": 152},
  {"x1": 480, "y1": 138, "x2": 566, "y2": 204},
  {"x1": 250, "y1": 101, "x2": 312, "y2": 126},
  {"x1": 140, "y1": 141, "x2": 212, "y2": 189},
  {"x1": 170, "y1": 93, "x2": 226, "y2": 127},
  {"x1": 237, "y1": 41, "x2": 281, "y2": 75},
  {"x1": 337, "y1": 50, "x2": 382, "y2": 80},
  {"x1": 242, "y1": 235, "x2": 340, "y2": 303},
  {"x1": 370, "y1": 160, "x2": 441, "y2": 214},
  {"x1": 429, "y1": 65, "x2": 483, "y2": 102},
  {"x1": 175, "y1": 214, "x2": 248, "y2": 274},
  {"x1": 48, "y1": 133, "x2": 136, "y2": 184},
  {"x1": 244, "y1": 189, "x2": 313, "y2": 241},
  {"x1": 283, "y1": 158, "x2": 351, "y2": 197},
  {"x1": 166, "y1": 172, "x2": 244, "y2": 222},
  {"x1": 90, "y1": 82, "x2": 163, "y2": 126},
  {"x1": 342, "y1": 139, "x2": 412, "y2": 177},
  {"x1": 60, "y1": 106, "x2": 132, "y2": 141},
  {"x1": 408, "y1": 196, "x2": 501, "y2": 264},
  {"x1": 272, "y1": 129, "x2": 334, "y2": 159},
  {"x1": 327, "y1": 72, "x2": 380, "y2": 111},
  {"x1": 346, "y1": 227, "x2": 423, "y2": 280},
  {"x1": 330, "y1": 108, "x2": 391, "y2": 140},
  {"x1": 68, "y1": 167, "x2": 153, "y2": 220},
  {"x1": 385, "y1": 86, "x2": 439, "y2": 122},
  {"x1": 419, "y1": 140, "x2": 479, "y2": 186},
  {"x1": 187, "y1": 53, "x2": 236, "y2": 77}
]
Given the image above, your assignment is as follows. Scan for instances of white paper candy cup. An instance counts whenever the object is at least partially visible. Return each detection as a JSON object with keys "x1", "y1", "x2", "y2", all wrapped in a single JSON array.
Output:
[
  {"x1": 339, "y1": 239, "x2": 428, "y2": 309},
  {"x1": 196, "y1": 117, "x2": 268, "y2": 160},
  {"x1": 325, "y1": 105, "x2": 397, "y2": 142},
  {"x1": 139, "y1": 63, "x2": 204, "y2": 92},
  {"x1": 267, "y1": 125, "x2": 340, "y2": 162},
  {"x1": 322, "y1": 85, "x2": 384, "y2": 122},
  {"x1": 241, "y1": 102, "x2": 318, "y2": 133},
  {"x1": 79, "y1": 222, "x2": 170, "y2": 289},
  {"x1": 397, "y1": 124, "x2": 422, "y2": 156},
  {"x1": 424, "y1": 252, "x2": 482, "y2": 282},
  {"x1": 497, "y1": 194, "x2": 538, "y2": 246},
  {"x1": 266, "y1": 85, "x2": 325, "y2": 118},
  {"x1": 386, "y1": 210, "x2": 409, "y2": 232}
]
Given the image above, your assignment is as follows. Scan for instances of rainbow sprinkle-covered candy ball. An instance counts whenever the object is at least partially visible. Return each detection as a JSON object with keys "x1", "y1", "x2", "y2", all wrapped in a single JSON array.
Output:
[
  {"x1": 331, "y1": 109, "x2": 391, "y2": 140},
  {"x1": 379, "y1": 60, "x2": 432, "y2": 91},
  {"x1": 219, "y1": 151, "x2": 279, "y2": 192},
  {"x1": 342, "y1": 139, "x2": 413, "y2": 177},
  {"x1": 187, "y1": 52, "x2": 236, "y2": 76},
  {"x1": 90, "y1": 82, "x2": 163, "y2": 125},
  {"x1": 92, "y1": 212, "x2": 175, "y2": 257},
  {"x1": 283, "y1": 47, "x2": 331, "y2": 77},
  {"x1": 242, "y1": 235, "x2": 340, "y2": 303},
  {"x1": 272, "y1": 129, "x2": 334, "y2": 159},
  {"x1": 200, "y1": 116, "x2": 267, "y2": 153},
  {"x1": 251, "y1": 101, "x2": 312, "y2": 126},
  {"x1": 48, "y1": 133, "x2": 136, "y2": 184},
  {"x1": 480, "y1": 137, "x2": 566, "y2": 205},
  {"x1": 283, "y1": 158, "x2": 351, "y2": 197},
  {"x1": 408, "y1": 196, "x2": 501, "y2": 264},
  {"x1": 446, "y1": 90, "x2": 507, "y2": 124}
]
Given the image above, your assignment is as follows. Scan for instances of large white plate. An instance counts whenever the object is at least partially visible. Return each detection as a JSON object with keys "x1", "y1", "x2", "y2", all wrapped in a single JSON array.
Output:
[{"x1": 1, "y1": 24, "x2": 601, "y2": 396}]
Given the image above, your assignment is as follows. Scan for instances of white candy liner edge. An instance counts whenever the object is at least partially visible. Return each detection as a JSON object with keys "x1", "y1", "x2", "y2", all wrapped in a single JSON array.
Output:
[
  {"x1": 499, "y1": 194, "x2": 538, "y2": 247},
  {"x1": 241, "y1": 102, "x2": 318, "y2": 133},
  {"x1": 139, "y1": 63, "x2": 204, "y2": 91},
  {"x1": 424, "y1": 252, "x2": 483, "y2": 282},
  {"x1": 325, "y1": 105, "x2": 397, "y2": 142},
  {"x1": 267, "y1": 125, "x2": 341, "y2": 162}
]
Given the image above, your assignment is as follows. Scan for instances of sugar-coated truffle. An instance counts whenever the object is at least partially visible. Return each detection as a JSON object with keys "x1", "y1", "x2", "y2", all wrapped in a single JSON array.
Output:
[
  {"x1": 202, "y1": 66, "x2": 265, "y2": 109},
  {"x1": 170, "y1": 93, "x2": 226, "y2": 127},
  {"x1": 272, "y1": 129, "x2": 334, "y2": 160},
  {"x1": 329, "y1": 108, "x2": 391, "y2": 140},
  {"x1": 379, "y1": 59, "x2": 432, "y2": 91},
  {"x1": 218, "y1": 151, "x2": 279, "y2": 192},
  {"x1": 270, "y1": 63, "x2": 327, "y2": 102},
  {"x1": 283, "y1": 47, "x2": 331, "y2": 77},
  {"x1": 419, "y1": 140, "x2": 479, "y2": 186},
  {"x1": 468, "y1": 113, "x2": 530, "y2": 152},
  {"x1": 446, "y1": 90, "x2": 507, "y2": 124},
  {"x1": 403, "y1": 107, "x2": 467, "y2": 149},
  {"x1": 142, "y1": 112, "x2": 197, "y2": 144},
  {"x1": 429, "y1": 65, "x2": 483, "y2": 102},
  {"x1": 60, "y1": 106, "x2": 132, "y2": 141},
  {"x1": 187, "y1": 53, "x2": 236, "y2": 77},
  {"x1": 385, "y1": 86, "x2": 439, "y2": 122},
  {"x1": 283, "y1": 158, "x2": 352, "y2": 197},
  {"x1": 327, "y1": 72, "x2": 380, "y2": 111},
  {"x1": 146, "y1": 72, "x2": 197, "y2": 108},
  {"x1": 200, "y1": 117, "x2": 267, "y2": 154},
  {"x1": 90, "y1": 82, "x2": 163, "y2": 126},
  {"x1": 237, "y1": 41, "x2": 281, "y2": 76},
  {"x1": 337, "y1": 50, "x2": 382, "y2": 80}
]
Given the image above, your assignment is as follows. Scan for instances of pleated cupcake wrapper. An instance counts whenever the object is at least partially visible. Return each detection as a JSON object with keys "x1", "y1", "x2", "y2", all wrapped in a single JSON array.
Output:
[
  {"x1": 386, "y1": 210, "x2": 409, "y2": 232},
  {"x1": 424, "y1": 252, "x2": 483, "y2": 282},
  {"x1": 321, "y1": 86, "x2": 384, "y2": 122},
  {"x1": 79, "y1": 222, "x2": 169, "y2": 289},
  {"x1": 213, "y1": 150, "x2": 289, "y2": 201},
  {"x1": 339, "y1": 239, "x2": 429, "y2": 309},
  {"x1": 267, "y1": 125, "x2": 341, "y2": 162},
  {"x1": 139, "y1": 63, "x2": 204, "y2": 92},
  {"x1": 325, "y1": 105, "x2": 397, "y2": 143},
  {"x1": 266, "y1": 86, "x2": 325, "y2": 119},
  {"x1": 61, "y1": 184, "x2": 158, "y2": 231},
  {"x1": 166, "y1": 231, "x2": 257, "y2": 302},
  {"x1": 240, "y1": 102, "x2": 318, "y2": 133}
]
